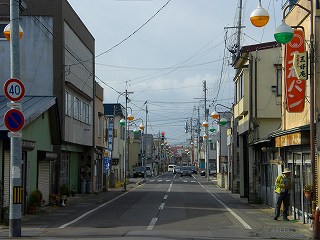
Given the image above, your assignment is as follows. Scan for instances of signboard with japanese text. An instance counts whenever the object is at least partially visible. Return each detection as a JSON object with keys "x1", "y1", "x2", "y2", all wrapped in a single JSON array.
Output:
[
  {"x1": 285, "y1": 29, "x2": 306, "y2": 112},
  {"x1": 293, "y1": 52, "x2": 308, "y2": 80},
  {"x1": 103, "y1": 157, "x2": 111, "y2": 174},
  {"x1": 107, "y1": 117, "x2": 114, "y2": 161}
]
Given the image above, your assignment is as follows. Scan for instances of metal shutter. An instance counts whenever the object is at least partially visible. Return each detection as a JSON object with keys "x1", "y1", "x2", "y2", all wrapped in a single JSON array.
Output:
[{"x1": 38, "y1": 161, "x2": 50, "y2": 205}]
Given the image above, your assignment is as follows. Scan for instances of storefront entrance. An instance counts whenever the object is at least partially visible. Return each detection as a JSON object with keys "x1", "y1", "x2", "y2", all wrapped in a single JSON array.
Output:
[{"x1": 288, "y1": 152, "x2": 312, "y2": 223}]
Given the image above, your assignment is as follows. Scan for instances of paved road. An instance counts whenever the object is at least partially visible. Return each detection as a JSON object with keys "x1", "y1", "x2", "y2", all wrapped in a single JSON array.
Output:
[{"x1": 0, "y1": 173, "x2": 313, "y2": 239}]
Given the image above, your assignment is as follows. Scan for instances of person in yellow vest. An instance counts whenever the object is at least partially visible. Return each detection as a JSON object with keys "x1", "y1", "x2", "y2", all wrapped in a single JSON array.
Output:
[{"x1": 274, "y1": 168, "x2": 292, "y2": 221}]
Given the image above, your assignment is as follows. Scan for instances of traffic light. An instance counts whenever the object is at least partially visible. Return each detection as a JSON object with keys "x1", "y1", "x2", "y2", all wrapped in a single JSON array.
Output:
[{"x1": 161, "y1": 131, "x2": 165, "y2": 141}]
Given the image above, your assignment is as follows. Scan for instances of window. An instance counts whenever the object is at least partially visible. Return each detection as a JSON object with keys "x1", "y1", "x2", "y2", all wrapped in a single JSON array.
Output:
[
  {"x1": 98, "y1": 116, "x2": 102, "y2": 138},
  {"x1": 240, "y1": 73, "x2": 244, "y2": 98},
  {"x1": 210, "y1": 142, "x2": 214, "y2": 150},
  {"x1": 209, "y1": 142, "x2": 216, "y2": 150},
  {"x1": 74, "y1": 97, "x2": 80, "y2": 120},
  {"x1": 60, "y1": 154, "x2": 70, "y2": 186},
  {"x1": 236, "y1": 72, "x2": 244, "y2": 103},
  {"x1": 0, "y1": 21, "x2": 9, "y2": 40},
  {"x1": 65, "y1": 91, "x2": 72, "y2": 116},
  {"x1": 276, "y1": 66, "x2": 282, "y2": 96}
]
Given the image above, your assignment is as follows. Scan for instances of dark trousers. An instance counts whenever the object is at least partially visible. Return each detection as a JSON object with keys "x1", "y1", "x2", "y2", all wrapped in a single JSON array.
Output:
[{"x1": 275, "y1": 191, "x2": 290, "y2": 219}]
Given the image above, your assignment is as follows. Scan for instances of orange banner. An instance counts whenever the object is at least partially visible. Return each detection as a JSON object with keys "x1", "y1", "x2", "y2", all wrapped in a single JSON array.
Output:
[{"x1": 285, "y1": 29, "x2": 306, "y2": 112}]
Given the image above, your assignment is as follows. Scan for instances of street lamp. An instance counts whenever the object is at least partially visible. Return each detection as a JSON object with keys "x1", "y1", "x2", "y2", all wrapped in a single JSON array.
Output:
[
  {"x1": 249, "y1": 0, "x2": 270, "y2": 27},
  {"x1": 3, "y1": 23, "x2": 24, "y2": 41},
  {"x1": 274, "y1": 20, "x2": 294, "y2": 44}
]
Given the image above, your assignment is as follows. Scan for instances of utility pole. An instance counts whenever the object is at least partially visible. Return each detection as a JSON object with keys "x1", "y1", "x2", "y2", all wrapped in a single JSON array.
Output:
[
  {"x1": 123, "y1": 89, "x2": 133, "y2": 191},
  {"x1": 203, "y1": 80, "x2": 209, "y2": 181},
  {"x1": 145, "y1": 101, "x2": 148, "y2": 134},
  {"x1": 9, "y1": 0, "x2": 22, "y2": 237},
  {"x1": 197, "y1": 106, "x2": 200, "y2": 168},
  {"x1": 236, "y1": 0, "x2": 243, "y2": 56}
]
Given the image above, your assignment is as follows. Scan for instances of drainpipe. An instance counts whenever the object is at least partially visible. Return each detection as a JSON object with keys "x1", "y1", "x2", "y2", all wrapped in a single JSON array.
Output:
[{"x1": 248, "y1": 53, "x2": 254, "y2": 201}]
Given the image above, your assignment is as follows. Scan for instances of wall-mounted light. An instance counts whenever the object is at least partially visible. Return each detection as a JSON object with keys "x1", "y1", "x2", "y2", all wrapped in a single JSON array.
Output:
[{"x1": 271, "y1": 85, "x2": 277, "y2": 92}]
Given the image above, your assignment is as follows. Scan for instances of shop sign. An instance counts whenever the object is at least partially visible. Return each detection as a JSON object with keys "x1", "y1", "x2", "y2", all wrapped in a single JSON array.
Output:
[{"x1": 285, "y1": 29, "x2": 306, "y2": 112}]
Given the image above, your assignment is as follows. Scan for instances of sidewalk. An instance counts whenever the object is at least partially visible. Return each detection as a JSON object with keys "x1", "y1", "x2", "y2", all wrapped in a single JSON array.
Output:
[{"x1": 204, "y1": 180, "x2": 314, "y2": 239}]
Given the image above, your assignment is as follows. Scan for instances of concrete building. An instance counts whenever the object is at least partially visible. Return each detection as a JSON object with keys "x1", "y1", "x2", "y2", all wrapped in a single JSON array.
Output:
[{"x1": 0, "y1": 0, "x2": 95, "y2": 198}]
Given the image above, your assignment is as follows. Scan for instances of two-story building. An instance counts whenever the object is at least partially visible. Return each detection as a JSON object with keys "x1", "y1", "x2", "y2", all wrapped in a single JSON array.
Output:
[{"x1": 232, "y1": 41, "x2": 282, "y2": 203}]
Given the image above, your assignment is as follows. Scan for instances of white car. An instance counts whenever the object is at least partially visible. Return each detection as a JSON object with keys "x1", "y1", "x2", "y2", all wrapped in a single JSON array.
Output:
[
  {"x1": 168, "y1": 164, "x2": 176, "y2": 172},
  {"x1": 146, "y1": 165, "x2": 153, "y2": 177}
]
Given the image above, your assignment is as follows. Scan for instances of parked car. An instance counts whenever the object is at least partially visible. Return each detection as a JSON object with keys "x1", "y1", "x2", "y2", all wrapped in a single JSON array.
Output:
[
  {"x1": 133, "y1": 166, "x2": 145, "y2": 178},
  {"x1": 200, "y1": 168, "x2": 216, "y2": 176},
  {"x1": 173, "y1": 166, "x2": 181, "y2": 174},
  {"x1": 180, "y1": 166, "x2": 192, "y2": 177}
]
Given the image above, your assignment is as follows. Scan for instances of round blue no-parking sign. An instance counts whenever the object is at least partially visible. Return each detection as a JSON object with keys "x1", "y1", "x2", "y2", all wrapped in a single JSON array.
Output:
[{"x1": 4, "y1": 109, "x2": 25, "y2": 132}]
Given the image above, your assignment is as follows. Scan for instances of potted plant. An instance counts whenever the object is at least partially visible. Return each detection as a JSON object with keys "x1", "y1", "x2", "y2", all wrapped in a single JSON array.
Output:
[
  {"x1": 303, "y1": 184, "x2": 313, "y2": 199},
  {"x1": 60, "y1": 184, "x2": 69, "y2": 206},
  {"x1": 28, "y1": 189, "x2": 43, "y2": 214},
  {"x1": 49, "y1": 194, "x2": 60, "y2": 206}
]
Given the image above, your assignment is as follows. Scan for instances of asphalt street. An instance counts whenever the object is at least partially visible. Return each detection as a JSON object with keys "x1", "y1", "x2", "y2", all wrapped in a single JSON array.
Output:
[{"x1": 0, "y1": 173, "x2": 314, "y2": 239}]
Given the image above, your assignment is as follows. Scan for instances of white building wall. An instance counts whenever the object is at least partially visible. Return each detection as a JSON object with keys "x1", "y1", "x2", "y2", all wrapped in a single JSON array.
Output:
[
  {"x1": 63, "y1": 21, "x2": 94, "y2": 146},
  {"x1": 0, "y1": 16, "x2": 54, "y2": 96}
]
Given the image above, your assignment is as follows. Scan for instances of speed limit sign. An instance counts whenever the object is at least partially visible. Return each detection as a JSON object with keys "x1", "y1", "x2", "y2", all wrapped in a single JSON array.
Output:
[{"x1": 4, "y1": 78, "x2": 25, "y2": 102}]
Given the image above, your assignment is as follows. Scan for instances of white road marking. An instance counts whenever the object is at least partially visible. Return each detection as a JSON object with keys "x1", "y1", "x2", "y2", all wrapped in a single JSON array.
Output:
[
  {"x1": 167, "y1": 182, "x2": 173, "y2": 192},
  {"x1": 147, "y1": 217, "x2": 158, "y2": 230},
  {"x1": 166, "y1": 179, "x2": 171, "y2": 182},
  {"x1": 159, "y1": 203, "x2": 165, "y2": 210},
  {"x1": 198, "y1": 182, "x2": 252, "y2": 230},
  {"x1": 164, "y1": 195, "x2": 168, "y2": 200},
  {"x1": 158, "y1": 179, "x2": 163, "y2": 182},
  {"x1": 150, "y1": 180, "x2": 155, "y2": 182},
  {"x1": 59, "y1": 185, "x2": 143, "y2": 228}
]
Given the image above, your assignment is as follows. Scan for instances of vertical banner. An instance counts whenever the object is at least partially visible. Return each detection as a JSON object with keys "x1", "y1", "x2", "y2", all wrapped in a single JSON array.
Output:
[
  {"x1": 285, "y1": 29, "x2": 306, "y2": 112},
  {"x1": 107, "y1": 117, "x2": 114, "y2": 152},
  {"x1": 104, "y1": 116, "x2": 114, "y2": 173}
]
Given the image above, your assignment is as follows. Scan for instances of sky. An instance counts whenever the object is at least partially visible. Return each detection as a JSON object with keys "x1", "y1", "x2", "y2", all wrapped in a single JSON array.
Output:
[{"x1": 67, "y1": 0, "x2": 284, "y2": 145}]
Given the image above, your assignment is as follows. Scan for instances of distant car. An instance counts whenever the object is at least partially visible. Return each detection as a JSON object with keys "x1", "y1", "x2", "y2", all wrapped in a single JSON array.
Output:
[
  {"x1": 145, "y1": 165, "x2": 153, "y2": 177},
  {"x1": 133, "y1": 166, "x2": 145, "y2": 178},
  {"x1": 168, "y1": 164, "x2": 176, "y2": 172},
  {"x1": 191, "y1": 166, "x2": 198, "y2": 174},
  {"x1": 180, "y1": 166, "x2": 192, "y2": 177},
  {"x1": 200, "y1": 168, "x2": 216, "y2": 176},
  {"x1": 173, "y1": 166, "x2": 181, "y2": 174}
]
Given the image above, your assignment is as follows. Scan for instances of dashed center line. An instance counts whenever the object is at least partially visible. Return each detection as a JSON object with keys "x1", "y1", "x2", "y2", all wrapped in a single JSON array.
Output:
[
  {"x1": 164, "y1": 194, "x2": 168, "y2": 200},
  {"x1": 167, "y1": 182, "x2": 173, "y2": 192},
  {"x1": 147, "y1": 217, "x2": 158, "y2": 230},
  {"x1": 159, "y1": 203, "x2": 165, "y2": 209}
]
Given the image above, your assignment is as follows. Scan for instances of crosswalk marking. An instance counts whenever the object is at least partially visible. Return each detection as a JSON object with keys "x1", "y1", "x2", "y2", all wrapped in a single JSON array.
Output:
[{"x1": 148, "y1": 178, "x2": 198, "y2": 183}]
